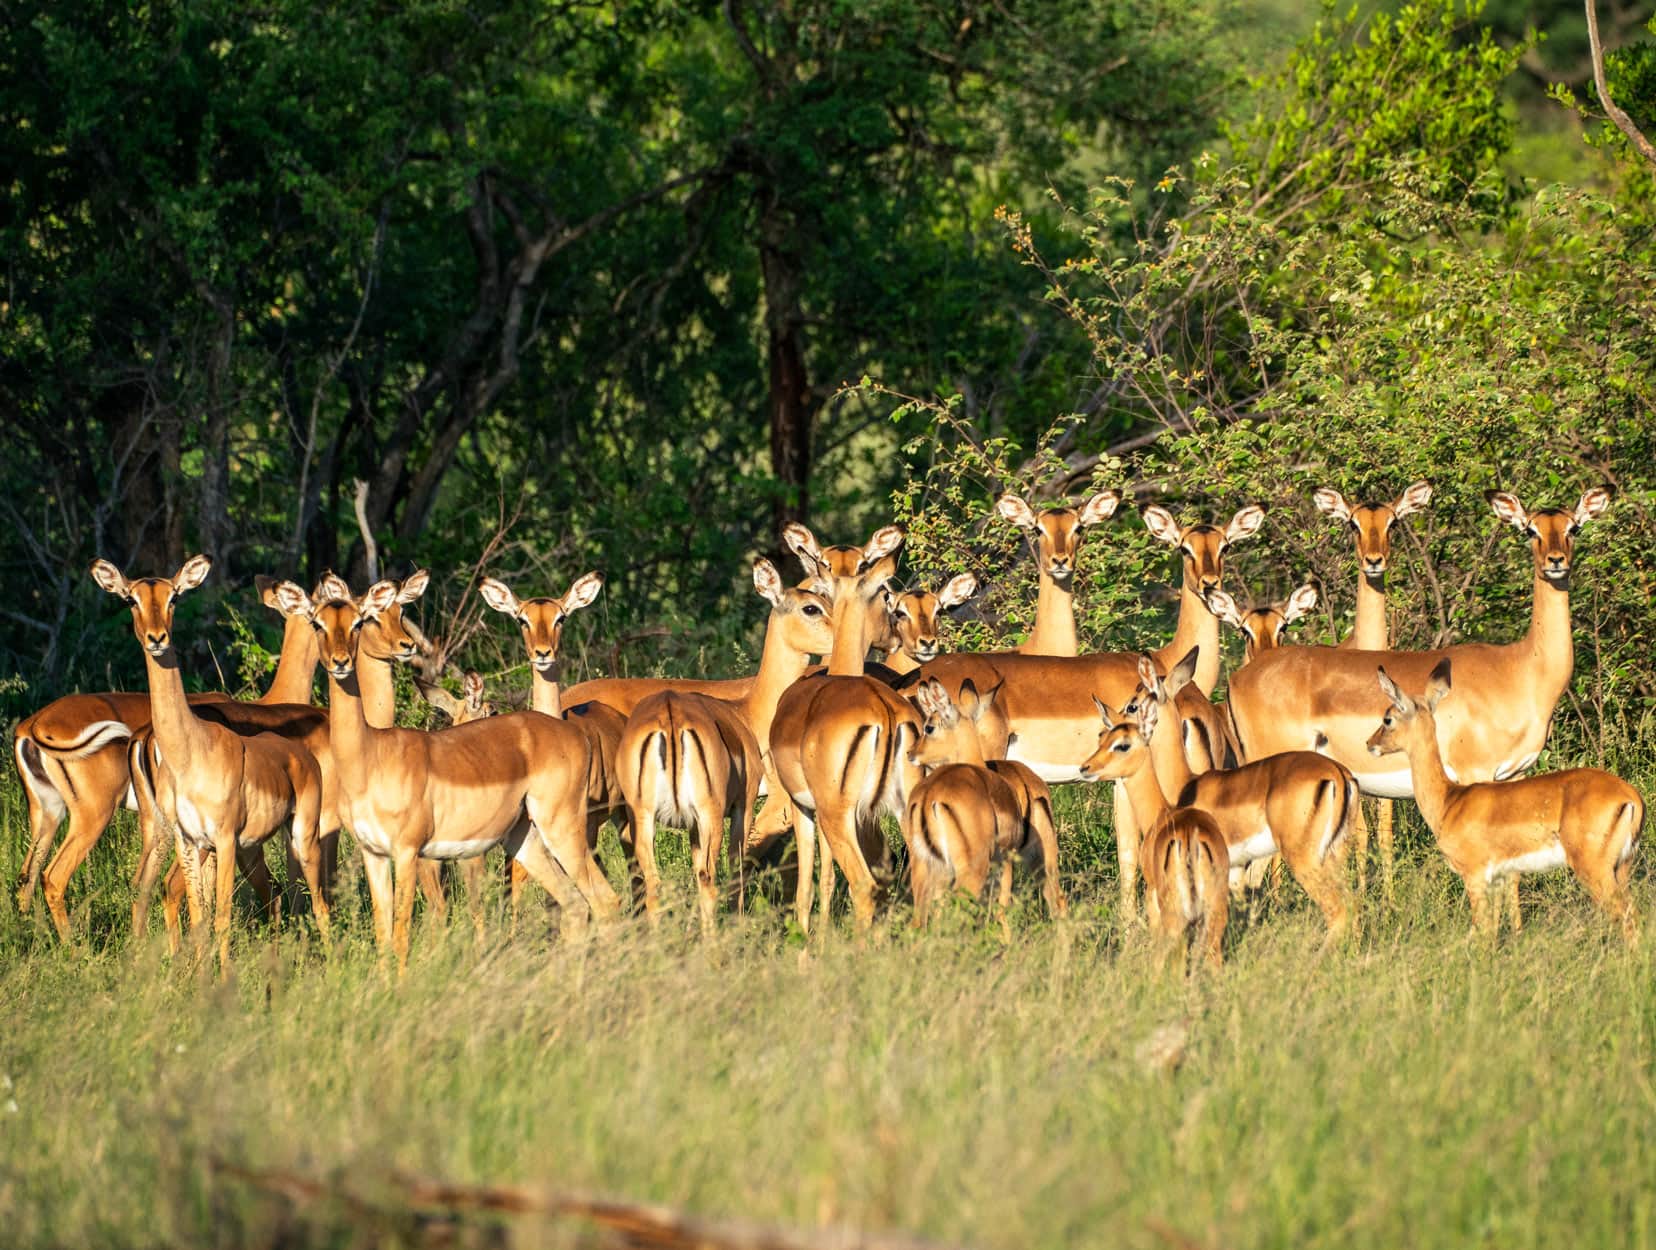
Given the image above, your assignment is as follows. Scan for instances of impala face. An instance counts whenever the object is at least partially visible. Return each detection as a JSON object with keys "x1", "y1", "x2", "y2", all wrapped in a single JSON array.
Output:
[
  {"x1": 1487, "y1": 487, "x2": 1613, "y2": 590},
  {"x1": 90, "y1": 555, "x2": 212, "y2": 657},
  {"x1": 907, "y1": 676, "x2": 1006, "y2": 767},
  {"x1": 752, "y1": 556, "x2": 836, "y2": 653},
  {"x1": 478, "y1": 572, "x2": 603, "y2": 672},
  {"x1": 883, "y1": 573, "x2": 978, "y2": 664},
  {"x1": 1142, "y1": 505, "x2": 1265, "y2": 599},
  {"x1": 782, "y1": 522, "x2": 904, "y2": 612},
  {"x1": 1315, "y1": 481, "x2": 1432, "y2": 583},
  {"x1": 1366, "y1": 659, "x2": 1453, "y2": 758},
  {"x1": 277, "y1": 571, "x2": 426, "y2": 680},
  {"x1": 1079, "y1": 695, "x2": 1156, "y2": 783},
  {"x1": 997, "y1": 491, "x2": 1121, "y2": 583},
  {"x1": 1204, "y1": 584, "x2": 1317, "y2": 662}
]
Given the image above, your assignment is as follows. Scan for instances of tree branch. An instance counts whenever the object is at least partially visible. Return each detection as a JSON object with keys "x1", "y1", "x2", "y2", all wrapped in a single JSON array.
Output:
[{"x1": 1587, "y1": 0, "x2": 1656, "y2": 168}]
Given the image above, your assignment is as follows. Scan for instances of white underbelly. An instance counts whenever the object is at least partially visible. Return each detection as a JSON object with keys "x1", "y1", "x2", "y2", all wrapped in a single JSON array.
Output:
[
  {"x1": 1004, "y1": 741, "x2": 1089, "y2": 785},
  {"x1": 174, "y1": 794, "x2": 213, "y2": 849},
  {"x1": 422, "y1": 839, "x2": 498, "y2": 860},
  {"x1": 1229, "y1": 830, "x2": 1276, "y2": 866},
  {"x1": 352, "y1": 816, "x2": 394, "y2": 858},
  {"x1": 1354, "y1": 766, "x2": 1415, "y2": 799},
  {"x1": 1488, "y1": 842, "x2": 1566, "y2": 882}
]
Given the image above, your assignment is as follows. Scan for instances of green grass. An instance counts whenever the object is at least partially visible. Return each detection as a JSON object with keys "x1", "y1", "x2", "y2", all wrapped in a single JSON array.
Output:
[{"x1": 2, "y1": 771, "x2": 1654, "y2": 1250}]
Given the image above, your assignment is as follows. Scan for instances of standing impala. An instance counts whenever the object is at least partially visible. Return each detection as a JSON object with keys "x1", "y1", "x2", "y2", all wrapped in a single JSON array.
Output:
[
  {"x1": 91, "y1": 557, "x2": 331, "y2": 972},
  {"x1": 995, "y1": 490, "x2": 1121, "y2": 655},
  {"x1": 1313, "y1": 480, "x2": 1433, "y2": 893},
  {"x1": 872, "y1": 574, "x2": 979, "y2": 674},
  {"x1": 1228, "y1": 488, "x2": 1615, "y2": 837},
  {"x1": 1369, "y1": 660, "x2": 1640, "y2": 942},
  {"x1": 619, "y1": 558, "x2": 833, "y2": 928},
  {"x1": 769, "y1": 523, "x2": 914, "y2": 934},
  {"x1": 1202, "y1": 584, "x2": 1319, "y2": 665},
  {"x1": 279, "y1": 577, "x2": 616, "y2": 971},
  {"x1": 15, "y1": 572, "x2": 332, "y2": 940}
]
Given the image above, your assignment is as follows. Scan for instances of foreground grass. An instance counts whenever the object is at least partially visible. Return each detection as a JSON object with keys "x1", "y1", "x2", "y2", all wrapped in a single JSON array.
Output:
[{"x1": 1, "y1": 776, "x2": 1654, "y2": 1249}]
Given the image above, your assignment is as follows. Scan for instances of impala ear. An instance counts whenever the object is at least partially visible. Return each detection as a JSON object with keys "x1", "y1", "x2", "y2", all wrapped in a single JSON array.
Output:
[
  {"x1": 1141, "y1": 505, "x2": 1181, "y2": 547},
  {"x1": 90, "y1": 559, "x2": 132, "y2": 600},
  {"x1": 1393, "y1": 480, "x2": 1433, "y2": 517},
  {"x1": 315, "y1": 570, "x2": 352, "y2": 604},
  {"x1": 1167, "y1": 646, "x2": 1200, "y2": 696},
  {"x1": 1077, "y1": 489, "x2": 1122, "y2": 526},
  {"x1": 782, "y1": 523, "x2": 823, "y2": 573},
  {"x1": 1136, "y1": 696, "x2": 1160, "y2": 743},
  {"x1": 1574, "y1": 485, "x2": 1614, "y2": 526},
  {"x1": 1312, "y1": 487, "x2": 1352, "y2": 523},
  {"x1": 1423, "y1": 658, "x2": 1452, "y2": 711},
  {"x1": 271, "y1": 580, "x2": 315, "y2": 621},
  {"x1": 173, "y1": 554, "x2": 212, "y2": 594},
  {"x1": 861, "y1": 525, "x2": 906, "y2": 566},
  {"x1": 936, "y1": 573, "x2": 978, "y2": 609},
  {"x1": 1485, "y1": 490, "x2": 1529, "y2": 531},
  {"x1": 1202, "y1": 587, "x2": 1244, "y2": 628},
  {"x1": 915, "y1": 678, "x2": 949, "y2": 721},
  {"x1": 1091, "y1": 694, "x2": 1113, "y2": 724},
  {"x1": 752, "y1": 558, "x2": 787, "y2": 609},
  {"x1": 974, "y1": 679, "x2": 1001, "y2": 717},
  {"x1": 561, "y1": 571, "x2": 604, "y2": 614},
  {"x1": 956, "y1": 678, "x2": 981, "y2": 721},
  {"x1": 1225, "y1": 505, "x2": 1266, "y2": 543},
  {"x1": 1282, "y1": 583, "x2": 1319, "y2": 623},
  {"x1": 995, "y1": 494, "x2": 1038, "y2": 528},
  {"x1": 477, "y1": 577, "x2": 520, "y2": 617},
  {"x1": 359, "y1": 580, "x2": 399, "y2": 621},
  {"x1": 1135, "y1": 654, "x2": 1161, "y2": 700},
  {"x1": 255, "y1": 574, "x2": 280, "y2": 609},
  {"x1": 462, "y1": 671, "x2": 486, "y2": 709},
  {"x1": 396, "y1": 569, "x2": 430, "y2": 604},
  {"x1": 1375, "y1": 666, "x2": 1412, "y2": 715}
]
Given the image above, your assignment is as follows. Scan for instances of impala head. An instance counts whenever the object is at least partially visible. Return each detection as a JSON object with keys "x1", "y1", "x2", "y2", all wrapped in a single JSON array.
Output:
[
  {"x1": 1130, "y1": 647, "x2": 1200, "y2": 713},
  {"x1": 1367, "y1": 659, "x2": 1452, "y2": 758},
  {"x1": 1314, "y1": 481, "x2": 1431, "y2": 584},
  {"x1": 91, "y1": 554, "x2": 212, "y2": 657},
  {"x1": 415, "y1": 670, "x2": 491, "y2": 724},
  {"x1": 783, "y1": 522, "x2": 905, "y2": 599},
  {"x1": 1203, "y1": 583, "x2": 1317, "y2": 661},
  {"x1": 275, "y1": 571, "x2": 428, "y2": 679},
  {"x1": 478, "y1": 571, "x2": 603, "y2": 673},
  {"x1": 997, "y1": 490, "x2": 1121, "y2": 583},
  {"x1": 1079, "y1": 691, "x2": 1156, "y2": 783},
  {"x1": 1141, "y1": 504, "x2": 1266, "y2": 599},
  {"x1": 752, "y1": 557, "x2": 835, "y2": 653},
  {"x1": 880, "y1": 573, "x2": 978, "y2": 664},
  {"x1": 907, "y1": 677, "x2": 1006, "y2": 768},
  {"x1": 1486, "y1": 486, "x2": 1613, "y2": 590}
]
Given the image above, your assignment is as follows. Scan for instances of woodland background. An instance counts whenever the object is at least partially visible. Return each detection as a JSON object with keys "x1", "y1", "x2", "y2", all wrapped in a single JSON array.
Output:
[{"x1": 3, "y1": 0, "x2": 1655, "y2": 752}]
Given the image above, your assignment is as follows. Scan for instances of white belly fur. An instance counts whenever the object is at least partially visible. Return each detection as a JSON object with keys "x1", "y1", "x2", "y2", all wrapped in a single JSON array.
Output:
[
  {"x1": 1229, "y1": 830, "x2": 1276, "y2": 866},
  {"x1": 423, "y1": 839, "x2": 498, "y2": 860},
  {"x1": 352, "y1": 816, "x2": 393, "y2": 858},
  {"x1": 1354, "y1": 766, "x2": 1415, "y2": 799},
  {"x1": 1488, "y1": 842, "x2": 1566, "y2": 882},
  {"x1": 1005, "y1": 742, "x2": 1089, "y2": 785}
]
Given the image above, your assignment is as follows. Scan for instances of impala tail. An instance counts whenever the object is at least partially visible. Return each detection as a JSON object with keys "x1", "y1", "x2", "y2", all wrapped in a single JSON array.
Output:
[
  {"x1": 29, "y1": 718, "x2": 133, "y2": 760},
  {"x1": 1614, "y1": 796, "x2": 1645, "y2": 887},
  {"x1": 1318, "y1": 775, "x2": 1360, "y2": 863}
]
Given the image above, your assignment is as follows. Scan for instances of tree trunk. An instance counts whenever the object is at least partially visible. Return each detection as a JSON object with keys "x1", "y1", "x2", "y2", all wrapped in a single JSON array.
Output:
[{"x1": 759, "y1": 200, "x2": 813, "y2": 537}]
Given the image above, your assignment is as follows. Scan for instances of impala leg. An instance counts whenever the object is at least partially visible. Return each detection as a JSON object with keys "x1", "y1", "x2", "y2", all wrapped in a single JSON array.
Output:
[
  {"x1": 691, "y1": 798, "x2": 725, "y2": 934},
  {"x1": 162, "y1": 859, "x2": 185, "y2": 955},
  {"x1": 817, "y1": 804, "x2": 878, "y2": 935},
  {"x1": 818, "y1": 827, "x2": 837, "y2": 929},
  {"x1": 1202, "y1": 892, "x2": 1229, "y2": 972},
  {"x1": 547, "y1": 828, "x2": 621, "y2": 930},
  {"x1": 390, "y1": 845, "x2": 421, "y2": 975},
  {"x1": 129, "y1": 783, "x2": 172, "y2": 942},
  {"x1": 631, "y1": 808, "x2": 664, "y2": 923},
  {"x1": 1351, "y1": 800, "x2": 1371, "y2": 897},
  {"x1": 41, "y1": 787, "x2": 124, "y2": 942},
  {"x1": 793, "y1": 807, "x2": 817, "y2": 935},
  {"x1": 512, "y1": 833, "x2": 590, "y2": 942},
  {"x1": 361, "y1": 850, "x2": 395, "y2": 954},
  {"x1": 416, "y1": 860, "x2": 449, "y2": 922},
  {"x1": 732, "y1": 772, "x2": 759, "y2": 916},
  {"x1": 996, "y1": 858, "x2": 1015, "y2": 942},
  {"x1": 212, "y1": 832, "x2": 237, "y2": 975},
  {"x1": 14, "y1": 764, "x2": 66, "y2": 916},
  {"x1": 1465, "y1": 875, "x2": 1496, "y2": 942},
  {"x1": 1111, "y1": 780, "x2": 1141, "y2": 924},
  {"x1": 1377, "y1": 798, "x2": 1396, "y2": 900},
  {"x1": 290, "y1": 805, "x2": 330, "y2": 948},
  {"x1": 458, "y1": 856, "x2": 487, "y2": 944}
]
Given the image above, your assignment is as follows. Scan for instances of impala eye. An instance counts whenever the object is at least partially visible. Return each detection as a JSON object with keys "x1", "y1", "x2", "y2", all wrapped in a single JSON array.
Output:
[
  {"x1": 1112, "y1": 741, "x2": 1131, "y2": 753},
  {"x1": 802, "y1": 603, "x2": 824, "y2": 617}
]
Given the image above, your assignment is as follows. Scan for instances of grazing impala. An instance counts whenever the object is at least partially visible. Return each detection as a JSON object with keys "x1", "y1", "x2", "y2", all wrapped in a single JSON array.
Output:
[
  {"x1": 15, "y1": 572, "x2": 333, "y2": 940},
  {"x1": 91, "y1": 558, "x2": 331, "y2": 972},
  {"x1": 1202, "y1": 584, "x2": 1319, "y2": 665},
  {"x1": 415, "y1": 672, "x2": 490, "y2": 724},
  {"x1": 905, "y1": 678, "x2": 1064, "y2": 927},
  {"x1": 1368, "y1": 660, "x2": 1641, "y2": 942},
  {"x1": 1129, "y1": 650, "x2": 1355, "y2": 943},
  {"x1": 1082, "y1": 695, "x2": 1229, "y2": 970},
  {"x1": 995, "y1": 490, "x2": 1121, "y2": 655},
  {"x1": 1228, "y1": 487, "x2": 1614, "y2": 808},
  {"x1": 619, "y1": 559, "x2": 833, "y2": 928},
  {"x1": 769, "y1": 523, "x2": 914, "y2": 933},
  {"x1": 279, "y1": 577, "x2": 616, "y2": 971}
]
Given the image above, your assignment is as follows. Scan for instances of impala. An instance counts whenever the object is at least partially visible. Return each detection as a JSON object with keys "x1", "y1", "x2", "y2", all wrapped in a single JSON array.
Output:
[
  {"x1": 1202, "y1": 584, "x2": 1319, "y2": 664},
  {"x1": 1314, "y1": 479, "x2": 1432, "y2": 895},
  {"x1": 873, "y1": 574, "x2": 979, "y2": 675},
  {"x1": 415, "y1": 671, "x2": 490, "y2": 724},
  {"x1": 14, "y1": 571, "x2": 335, "y2": 940},
  {"x1": 278, "y1": 577, "x2": 616, "y2": 971},
  {"x1": 769, "y1": 523, "x2": 914, "y2": 933},
  {"x1": 905, "y1": 678, "x2": 1064, "y2": 927},
  {"x1": 91, "y1": 557, "x2": 330, "y2": 972},
  {"x1": 1129, "y1": 650, "x2": 1355, "y2": 942},
  {"x1": 995, "y1": 490, "x2": 1121, "y2": 655},
  {"x1": 1228, "y1": 487, "x2": 1614, "y2": 808},
  {"x1": 1369, "y1": 660, "x2": 1641, "y2": 942},
  {"x1": 1082, "y1": 695, "x2": 1228, "y2": 970},
  {"x1": 618, "y1": 558, "x2": 833, "y2": 928}
]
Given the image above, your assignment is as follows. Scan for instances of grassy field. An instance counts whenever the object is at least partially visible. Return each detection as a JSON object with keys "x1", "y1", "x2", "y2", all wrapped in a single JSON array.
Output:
[{"x1": 2, "y1": 767, "x2": 1654, "y2": 1250}]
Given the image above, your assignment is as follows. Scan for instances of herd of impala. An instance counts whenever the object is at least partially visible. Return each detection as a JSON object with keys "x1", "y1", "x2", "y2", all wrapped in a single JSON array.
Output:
[{"x1": 9, "y1": 478, "x2": 1645, "y2": 974}]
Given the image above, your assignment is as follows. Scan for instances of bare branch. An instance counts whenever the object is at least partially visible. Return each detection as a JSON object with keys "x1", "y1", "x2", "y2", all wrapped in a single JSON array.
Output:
[{"x1": 1587, "y1": 0, "x2": 1656, "y2": 168}]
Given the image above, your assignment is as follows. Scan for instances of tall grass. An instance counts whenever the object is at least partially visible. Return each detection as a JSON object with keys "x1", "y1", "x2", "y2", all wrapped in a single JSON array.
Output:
[{"x1": 1, "y1": 768, "x2": 1652, "y2": 1250}]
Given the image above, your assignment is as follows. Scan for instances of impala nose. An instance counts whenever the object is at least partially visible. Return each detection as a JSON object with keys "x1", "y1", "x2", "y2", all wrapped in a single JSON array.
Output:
[
  {"x1": 144, "y1": 631, "x2": 168, "y2": 652},
  {"x1": 1363, "y1": 557, "x2": 1386, "y2": 575},
  {"x1": 1048, "y1": 558, "x2": 1072, "y2": 579},
  {"x1": 532, "y1": 647, "x2": 555, "y2": 669}
]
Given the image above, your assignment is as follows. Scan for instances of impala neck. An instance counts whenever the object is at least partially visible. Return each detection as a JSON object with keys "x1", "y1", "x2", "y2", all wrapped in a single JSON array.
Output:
[
  {"x1": 1025, "y1": 574, "x2": 1078, "y2": 656},
  {"x1": 879, "y1": 646, "x2": 918, "y2": 676},
  {"x1": 827, "y1": 594, "x2": 873, "y2": 677},
  {"x1": 743, "y1": 614, "x2": 817, "y2": 746},
  {"x1": 1118, "y1": 754, "x2": 1173, "y2": 836},
  {"x1": 1397, "y1": 724, "x2": 1454, "y2": 832},
  {"x1": 1160, "y1": 572, "x2": 1220, "y2": 697},
  {"x1": 530, "y1": 666, "x2": 563, "y2": 718},
  {"x1": 257, "y1": 614, "x2": 320, "y2": 705},
  {"x1": 948, "y1": 726, "x2": 988, "y2": 769},
  {"x1": 1350, "y1": 573, "x2": 1389, "y2": 650},
  {"x1": 1524, "y1": 569, "x2": 1575, "y2": 694},
  {"x1": 324, "y1": 665, "x2": 376, "y2": 789},
  {"x1": 355, "y1": 654, "x2": 400, "y2": 730},
  {"x1": 1147, "y1": 703, "x2": 1194, "y2": 806},
  {"x1": 141, "y1": 648, "x2": 212, "y2": 770}
]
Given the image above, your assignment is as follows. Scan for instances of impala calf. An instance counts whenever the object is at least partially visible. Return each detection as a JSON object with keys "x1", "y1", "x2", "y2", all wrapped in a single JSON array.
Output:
[
  {"x1": 1082, "y1": 696, "x2": 1228, "y2": 970},
  {"x1": 996, "y1": 489, "x2": 1121, "y2": 656},
  {"x1": 1369, "y1": 660, "x2": 1642, "y2": 942},
  {"x1": 905, "y1": 678, "x2": 1064, "y2": 926},
  {"x1": 92, "y1": 557, "x2": 330, "y2": 972}
]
